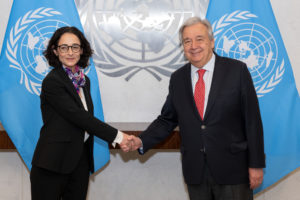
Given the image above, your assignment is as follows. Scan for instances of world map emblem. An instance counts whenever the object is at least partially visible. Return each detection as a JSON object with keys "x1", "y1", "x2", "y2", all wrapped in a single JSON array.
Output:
[
  {"x1": 5, "y1": 7, "x2": 69, "y2": 95},
  {"x1": 76, "y1": 0, "x2": 207, "y2": 81},
  {"x1": 212, "y1": 10, "x2": 285, "y2": 97}
]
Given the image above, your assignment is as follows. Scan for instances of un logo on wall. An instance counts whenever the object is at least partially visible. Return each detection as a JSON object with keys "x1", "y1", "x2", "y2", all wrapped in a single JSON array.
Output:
[
  {"x1": 76, "y1": 0, "x2": 205, "y2": 81},
  {"x1": 5, "y1": 8, "x2": 69, "y2": 95},
  {"x1": 212, "y1": 11, "x2": 285, "y2": 97}
]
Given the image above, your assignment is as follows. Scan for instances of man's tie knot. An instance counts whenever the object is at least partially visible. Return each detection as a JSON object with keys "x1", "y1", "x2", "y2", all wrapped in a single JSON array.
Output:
[{"x1": 197, "y1": 69, "x2": 206, "y2": 79}]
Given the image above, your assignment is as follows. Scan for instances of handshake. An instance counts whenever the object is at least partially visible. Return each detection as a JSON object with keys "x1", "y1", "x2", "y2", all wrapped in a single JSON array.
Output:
[{"x1": 119, "y1": 133, "x2": 142, "y2": 152}]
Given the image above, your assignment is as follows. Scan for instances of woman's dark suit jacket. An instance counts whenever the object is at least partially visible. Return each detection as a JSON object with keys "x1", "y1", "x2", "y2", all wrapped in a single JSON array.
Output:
[{"x1": 31, "y1": 66, "x2": 117, "y2": 174}]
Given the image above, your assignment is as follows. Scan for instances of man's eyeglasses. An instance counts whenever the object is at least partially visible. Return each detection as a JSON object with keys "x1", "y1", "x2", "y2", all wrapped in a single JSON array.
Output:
[{"x1": 57, "y1": 44, "x2": 81, "y2": 53}]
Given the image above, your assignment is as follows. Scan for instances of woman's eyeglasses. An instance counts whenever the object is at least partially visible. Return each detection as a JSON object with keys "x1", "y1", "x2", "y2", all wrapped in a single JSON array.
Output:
[{"x1": 57, "y1": 44, "x2": 81, "y2": 53}]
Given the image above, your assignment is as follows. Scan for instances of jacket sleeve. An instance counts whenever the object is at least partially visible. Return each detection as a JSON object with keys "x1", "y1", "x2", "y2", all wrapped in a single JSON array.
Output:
[
  {"x1": 240, "y1": 64, "x2": 265, "y2": 168},
  {"x1": 139, "y1": 76, "x2": 178, "y2": 153}
]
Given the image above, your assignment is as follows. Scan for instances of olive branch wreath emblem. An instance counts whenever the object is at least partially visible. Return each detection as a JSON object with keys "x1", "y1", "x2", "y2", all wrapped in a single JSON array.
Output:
[
  {"x1": 94, "y1": 42, "x2": 185, "y2": 82},
  {"x1": 211, "y1": 10, "x2": 285, "y2": 97},
  {"x1": 5, "y1": 7, "x2": 62, "y2": 95}
]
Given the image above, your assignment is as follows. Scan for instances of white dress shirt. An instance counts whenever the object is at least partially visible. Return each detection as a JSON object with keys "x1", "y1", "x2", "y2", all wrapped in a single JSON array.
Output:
[
  {"x1": 191, "y1": 54, "x2": 216, "y2": 117},
  {"x1": 79, "y1": 88, "x2": 90, "y2": 142}
]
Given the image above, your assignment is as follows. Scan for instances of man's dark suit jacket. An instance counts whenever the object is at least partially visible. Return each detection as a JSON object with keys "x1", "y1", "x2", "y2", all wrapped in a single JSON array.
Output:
[
  {"x1": 140, "y1": 54, "x2": 265, "y2": 185},
  {"x1": 32, "y1": 66, "x2": 118, "y2": 174}
]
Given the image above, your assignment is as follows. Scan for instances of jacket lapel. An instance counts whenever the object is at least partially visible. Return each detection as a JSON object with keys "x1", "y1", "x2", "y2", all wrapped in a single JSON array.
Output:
[
  {"x1": 56, "y1": 67, "x2": 83, "y2": 107},
  {"x1": 82, "y1": 81, "x2": 94, "y2": 115},
  {"x1": 204, "y1": 55, "x2": 223, "y2": 120}
]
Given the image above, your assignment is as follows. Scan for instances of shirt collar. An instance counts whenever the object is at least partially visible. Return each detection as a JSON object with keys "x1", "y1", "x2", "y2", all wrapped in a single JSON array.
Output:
[{"x1": 191, "y1": 53, "x2": 216, "y2": 75}]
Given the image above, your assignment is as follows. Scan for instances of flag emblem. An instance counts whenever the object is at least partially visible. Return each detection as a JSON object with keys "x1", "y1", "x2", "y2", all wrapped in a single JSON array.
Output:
[
  {"x1": 212, "y1": 11, "x2": 285, "y2": 97},
  {"x1": 5, "y1": 7, "x2": 69, "y2": 95}
]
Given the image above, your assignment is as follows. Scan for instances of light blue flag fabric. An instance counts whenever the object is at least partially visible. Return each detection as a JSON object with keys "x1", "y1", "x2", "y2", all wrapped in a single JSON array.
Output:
[
  {"x1": 0, "y1": 0, "x2": 109, "y2": 172},
  {"x1": 206, "y1": 0, "x2": 300, "y2": 193}
]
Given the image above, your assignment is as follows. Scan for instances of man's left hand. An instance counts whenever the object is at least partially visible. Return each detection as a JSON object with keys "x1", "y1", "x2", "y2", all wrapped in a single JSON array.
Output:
[{"x1": 249, "y1": 168, "x2": 264, "y2": 189}]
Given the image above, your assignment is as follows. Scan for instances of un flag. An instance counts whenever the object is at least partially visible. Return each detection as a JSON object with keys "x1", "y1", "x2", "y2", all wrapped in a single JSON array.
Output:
[
  {"x1": 206, "y1": 0, "x2": 300, "y2": 193},
  {"x1": 0, "y1": 0, "x2": 109, "y2": 172}
]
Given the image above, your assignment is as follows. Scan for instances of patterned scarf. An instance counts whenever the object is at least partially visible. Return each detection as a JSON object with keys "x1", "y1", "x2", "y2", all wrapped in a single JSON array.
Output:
[{"x1": 64, "y1": 65, "x2": 86, "y2": 94}]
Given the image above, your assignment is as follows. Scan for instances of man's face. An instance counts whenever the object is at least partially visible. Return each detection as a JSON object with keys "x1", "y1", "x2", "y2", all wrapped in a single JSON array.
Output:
[{"x1": 182, "y1": 23, "x2": 214, "y2": 68}]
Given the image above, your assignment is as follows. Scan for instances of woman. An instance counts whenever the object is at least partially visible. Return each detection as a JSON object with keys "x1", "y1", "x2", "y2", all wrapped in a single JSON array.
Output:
[{"x1": 30, "y1": 26, "x2": 131, "y2": 200}]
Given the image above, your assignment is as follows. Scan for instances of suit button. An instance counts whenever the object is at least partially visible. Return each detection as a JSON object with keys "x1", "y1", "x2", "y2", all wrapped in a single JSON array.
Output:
[{"x1": 201, "y1": 125, "x2": 206, "y2": 130}]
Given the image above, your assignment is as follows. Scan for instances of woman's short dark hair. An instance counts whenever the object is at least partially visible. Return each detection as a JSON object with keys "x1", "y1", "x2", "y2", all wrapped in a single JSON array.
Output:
[{"x1": 44, "y1": 26, "x2": 92, "y2": 69}]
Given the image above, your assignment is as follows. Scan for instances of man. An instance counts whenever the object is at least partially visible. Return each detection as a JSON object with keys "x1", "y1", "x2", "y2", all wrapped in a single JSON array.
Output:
[{"x1": 129, "y1": 17, "x2": 265, "y2": 200}]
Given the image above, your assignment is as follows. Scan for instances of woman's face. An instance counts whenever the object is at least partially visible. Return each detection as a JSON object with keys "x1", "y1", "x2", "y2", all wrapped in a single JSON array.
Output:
[{"x1": 54, "y1": 33, "x2": 82, "y2": 71}]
